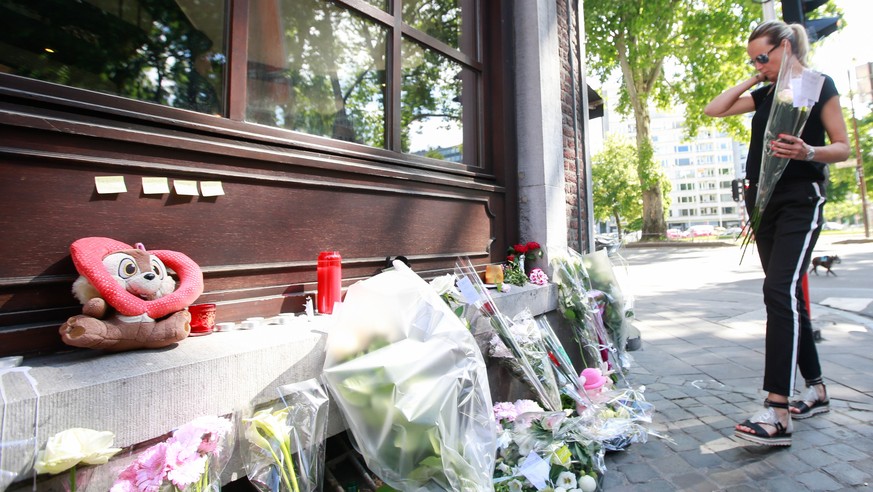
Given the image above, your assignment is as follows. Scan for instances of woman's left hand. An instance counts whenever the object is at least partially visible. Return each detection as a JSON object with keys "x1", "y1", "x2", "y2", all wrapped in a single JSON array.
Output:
[{"x1": 770, "y1": 134, "x2": 809, "y2": 160}]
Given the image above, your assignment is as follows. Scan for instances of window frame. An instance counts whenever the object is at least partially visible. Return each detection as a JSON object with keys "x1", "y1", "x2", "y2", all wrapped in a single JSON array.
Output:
[{"x1": 1, "y1": 0, "x2": 492, "y2": 176}]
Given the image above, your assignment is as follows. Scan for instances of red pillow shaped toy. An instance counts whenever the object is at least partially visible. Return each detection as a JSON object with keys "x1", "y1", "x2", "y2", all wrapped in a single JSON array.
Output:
[{"x1": 59, "y1": 237, "x2": 204, "y2": 351}]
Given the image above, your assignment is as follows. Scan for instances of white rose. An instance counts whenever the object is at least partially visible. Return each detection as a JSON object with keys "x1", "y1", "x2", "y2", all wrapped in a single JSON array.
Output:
[
  {"x1": 34, "y1": 428, "x2": 120, "y2": 475},
  {"x1": 578, "y1": 475, "x2": 598, "y2": 492},
  {"x1": 429, "y1": 274, "x2": 457, "y2": 295}
]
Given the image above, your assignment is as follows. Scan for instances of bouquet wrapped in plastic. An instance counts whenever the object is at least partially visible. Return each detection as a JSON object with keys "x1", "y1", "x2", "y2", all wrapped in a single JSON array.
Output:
[
  {"x1": 485, "y1": 309, "x2": 564, "y2": 412},
  {"x1": 111, "y1": 415, "x2": 234, "y2": 492},
  {"x1": 322, "y1": 260, "x2": 496, "y2": 491},
  {"x1": 454, "y1": 259, "x2": 561, "y2": 411},
  {"x1": 492, "y1": 402, "x2": 603, "y2": 492},
  {"x1": 240, "y1": 379, "x2": 329, "y2": 492},
  {"x1": 550, "y1": 248, "x2": 632, "y2": 376},
  {"x1": 742, "y1": 43, "x2": 825, "y2": 258}
]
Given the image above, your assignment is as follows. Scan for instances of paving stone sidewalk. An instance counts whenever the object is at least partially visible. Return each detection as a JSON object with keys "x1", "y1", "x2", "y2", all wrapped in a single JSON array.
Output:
[{"x1": 602, "y1": 304, "x2": 873, "y2": 491}]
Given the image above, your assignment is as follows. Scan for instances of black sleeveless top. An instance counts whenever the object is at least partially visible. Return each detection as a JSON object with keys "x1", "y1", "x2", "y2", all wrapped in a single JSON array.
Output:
[{"x1": 745, "y1": 73, "x2": 838, "y2": 186}]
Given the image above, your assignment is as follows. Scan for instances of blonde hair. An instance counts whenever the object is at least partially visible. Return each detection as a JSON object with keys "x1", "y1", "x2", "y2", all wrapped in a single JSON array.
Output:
[{"x1": 749, "y1": 20, "x2": 810, "y2": 66}]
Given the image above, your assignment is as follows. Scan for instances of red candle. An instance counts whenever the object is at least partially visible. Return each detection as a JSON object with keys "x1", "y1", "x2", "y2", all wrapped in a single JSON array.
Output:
[
  {"x1": 188, "y1": 303, "x2": 216, "y2": 336},
  {"x1": 317, "y1": 251, "x2": 342, "y2": 314}
]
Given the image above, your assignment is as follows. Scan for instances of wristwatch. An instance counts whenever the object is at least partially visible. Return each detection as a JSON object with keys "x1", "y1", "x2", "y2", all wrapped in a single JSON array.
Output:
[{"x1": 804, "y1": 144, "x2": 816, "y2": 161}]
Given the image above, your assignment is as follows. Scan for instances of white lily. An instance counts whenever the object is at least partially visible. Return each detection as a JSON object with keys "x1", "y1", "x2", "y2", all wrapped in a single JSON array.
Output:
[{"x1": 243, "y1": 409, "x2": 299, "y2": 492}]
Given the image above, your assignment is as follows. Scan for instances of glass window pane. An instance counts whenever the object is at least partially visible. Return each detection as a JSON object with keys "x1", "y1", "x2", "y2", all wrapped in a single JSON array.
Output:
[
  {"x1": 402, "y1": 0, "x2": 461, "y2": 50},
  {"x1": 361, "y1": 0, "x2": 388, "y2": 12},
  {"x1": 401, "y1": 39, "x2": 471, "y2": 163},
  {"x1": 0, "y1": 0, "x2": 227, "y2": 115},
  {"x1": 246, "y1": 1, "x2": 387, "y2": 148}
]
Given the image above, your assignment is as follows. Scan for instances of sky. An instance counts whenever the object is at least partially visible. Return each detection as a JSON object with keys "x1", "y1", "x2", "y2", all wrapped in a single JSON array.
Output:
[{"x1": 809, "y1": 0, "x2": 873, "y2": 99}]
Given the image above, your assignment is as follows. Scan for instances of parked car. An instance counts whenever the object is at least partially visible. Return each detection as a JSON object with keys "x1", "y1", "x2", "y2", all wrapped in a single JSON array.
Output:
[
  {"x1": 666, "y1": 228, "x2": 689, "y2": 239},
  {"x1": 688, "y1": 225, "x2": 716, "y2": 237},
  {"x1": 723, "y1": 226, "x2": 743, "y2": 237},
  {"x1": 822, "y1": 221, "x2": 845, "y2": 230}
]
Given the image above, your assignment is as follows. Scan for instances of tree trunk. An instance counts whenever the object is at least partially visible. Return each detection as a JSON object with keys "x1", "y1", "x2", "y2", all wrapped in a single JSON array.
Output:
[
  {"x1": 613, "y1": 209, "x2": 624, "y2": 238},
  {"x1": 617, "y1": 37, "x2": 667, "y2": 241},
  {"x1": 641, "y1": 187, "x2": 665, "y2": 240}
]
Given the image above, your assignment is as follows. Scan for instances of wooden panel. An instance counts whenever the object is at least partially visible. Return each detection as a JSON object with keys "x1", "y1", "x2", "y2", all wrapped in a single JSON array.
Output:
[{"x1": 0, "y1": 110, "x2": 504, "y2": 357}]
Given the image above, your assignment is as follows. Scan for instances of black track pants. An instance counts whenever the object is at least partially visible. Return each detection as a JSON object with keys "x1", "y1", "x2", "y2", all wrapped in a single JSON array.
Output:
[{"x1": 752, "y1": 180, "x2": 825, "y2": 398}]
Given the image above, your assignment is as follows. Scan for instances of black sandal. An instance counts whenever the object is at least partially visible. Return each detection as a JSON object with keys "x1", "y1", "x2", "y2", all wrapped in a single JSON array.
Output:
[
  {"x1": 790, "y1": 382, "x2": 829, "y2": 420},
  {"x1": 734, "y1": 399, "x2": 793, "y2": 446}
]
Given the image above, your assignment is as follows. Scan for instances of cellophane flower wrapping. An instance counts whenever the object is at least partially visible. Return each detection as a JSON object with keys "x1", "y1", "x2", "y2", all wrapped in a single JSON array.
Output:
[
  {"x1": 454, "y1": 258, "x2": 561, "y2": 412},
  {"x1": 534, "y1": 317, "x2": 589, "y2": 407},
  {"x1": 575, "y1": 385, "x2": 655, "y2": 452},
  {"x1": 550, "y1": 249, "x2": 623, "y2": 373},
  {"x1": 742, "y1": 45, "x2": 825, "y2": 257},
  {"x1": 581, "y1": 249, "x2": 633, "y2": 372},
  {"x1": 486, "y1": 309, "x2": 563, "y2": 412},
  {"x1": 492, "y1": 404, "x2": 604, "y2": 492},
  {"x1": 111, "y1": 415, "x2": 234, "y2": 492},
  {"x1": 322, "y1": 260, "x2": 496, "y2": 491},
  {"x1": 239, "y1": 379, "x2": 329, "y2": 492}
]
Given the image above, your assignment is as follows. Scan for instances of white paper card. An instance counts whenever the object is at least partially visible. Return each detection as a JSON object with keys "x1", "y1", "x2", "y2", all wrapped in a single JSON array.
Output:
[
  {"x1": 519, "y1": 451, "x2": 550, "y2": 490},
  {"x1": 457, "y1": 276, "x2": 482, "y2": 305},
  {"x1": 199, "y1": 181, "x2": 225, "y2": 197},
  {"x1": 790, "y1": 70, "x2": 824, "y2": 107},
  {"x1": 94, "y1": 176, "x2": 127, "y2": 194},
  {"x1": 173, "y1": 179, "x2": 200, "y2": 196},
  {"x1": 141, "y1": 177, "x2": 170, "y2": 194}
]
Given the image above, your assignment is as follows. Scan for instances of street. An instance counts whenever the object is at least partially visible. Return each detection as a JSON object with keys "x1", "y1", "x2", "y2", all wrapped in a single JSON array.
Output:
[
  {"x1": 617, "y1": 233, "x2": 873, "y2": 325},
  {"x1": 597, "y1": 233, "x2": 873, "y2": 491}
]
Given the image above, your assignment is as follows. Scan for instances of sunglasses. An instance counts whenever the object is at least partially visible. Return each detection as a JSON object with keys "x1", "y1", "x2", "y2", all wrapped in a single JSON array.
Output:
[{"x1": 749, "y1": 45, "x2": 778, "y2": 66}]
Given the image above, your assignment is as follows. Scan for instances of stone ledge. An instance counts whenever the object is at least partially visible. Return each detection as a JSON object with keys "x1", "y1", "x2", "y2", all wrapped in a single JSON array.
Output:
[{"x1": 2, "y1": 282, "x2": 558, "y2": 489}]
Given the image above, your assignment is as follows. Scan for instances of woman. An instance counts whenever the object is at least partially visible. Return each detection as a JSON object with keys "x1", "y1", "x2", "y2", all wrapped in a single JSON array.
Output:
[{"x1": 704, "y1": 20, "x2": 850, "y2": 446}]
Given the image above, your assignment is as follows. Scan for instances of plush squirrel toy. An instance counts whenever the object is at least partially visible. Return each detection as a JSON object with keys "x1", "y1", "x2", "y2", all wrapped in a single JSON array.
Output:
[{"x1": 60, "y1": 237, "x2": 204, "y2": 351}]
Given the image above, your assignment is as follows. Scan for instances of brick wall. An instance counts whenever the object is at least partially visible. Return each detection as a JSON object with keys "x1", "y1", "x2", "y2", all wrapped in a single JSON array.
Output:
[{"x1": 557, "y1": 0, "x2": 590, "y2": 253}]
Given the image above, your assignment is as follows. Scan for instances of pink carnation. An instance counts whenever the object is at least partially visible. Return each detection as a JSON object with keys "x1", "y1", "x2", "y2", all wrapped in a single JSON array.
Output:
[
  {"x1": 528, "y1": 268, "x2": 549, "y2": 285},
  {"x1": 513, "y1": 399, "x2": 543, "y2": 415},
  {"x1": 493, "y1": 401, "x2": 518, "y2": 422}
]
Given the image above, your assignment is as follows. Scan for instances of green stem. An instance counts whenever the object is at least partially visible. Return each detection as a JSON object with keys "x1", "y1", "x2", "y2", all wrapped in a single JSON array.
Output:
[
  {"x1": 199, "y1": 457, "x2": 210, "y2": 491},
  {"x1": 265, "y1": 442, "x2": 294, "y2": 492},
  {"x1": 69, "y1": 465, "x2": 77, "y2": 492},
  {"x1": 278, "y1": 440, "x2": 300, "y2": 492}
]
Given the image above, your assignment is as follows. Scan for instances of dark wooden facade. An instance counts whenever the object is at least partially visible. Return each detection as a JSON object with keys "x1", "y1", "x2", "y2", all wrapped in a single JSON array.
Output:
[{"x1": 0, "y1": 2, "x2": 517, "y2": 356}]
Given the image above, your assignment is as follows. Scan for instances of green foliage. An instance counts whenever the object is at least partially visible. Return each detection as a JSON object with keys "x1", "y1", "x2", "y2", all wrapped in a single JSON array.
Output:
[
  {"x1": 583, "y1": 0, "x2": 845, "y2": 238},
  {"x1": 827, "y1": 105, "x2": 873, "y2": 221},
  {"x1": 591, "y1": 135, "x2": 643, "y2": 234}
]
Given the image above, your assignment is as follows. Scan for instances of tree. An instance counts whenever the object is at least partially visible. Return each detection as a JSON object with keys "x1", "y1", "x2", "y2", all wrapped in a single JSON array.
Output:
[
  {"x1": 584, "y1": 0, "x2": 769, "y2": 240},
  {"x1": 828, "y1": 104, "x2": 873, "y2": 222},
  {"x1": 591, "y1": 135, "x2": 642, "y2": 238}
]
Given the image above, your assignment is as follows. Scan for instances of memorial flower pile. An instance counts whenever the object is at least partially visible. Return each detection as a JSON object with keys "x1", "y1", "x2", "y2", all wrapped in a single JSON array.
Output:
[
  {"x1": 322, "y1": 260, "x2": 496, "y2": 491},
  {"x1": 504, "y1": 241, "x2": 543, "y2": 286},
  {"x1": 492, "y1": 401, "x2": 602, "y2": 492}
]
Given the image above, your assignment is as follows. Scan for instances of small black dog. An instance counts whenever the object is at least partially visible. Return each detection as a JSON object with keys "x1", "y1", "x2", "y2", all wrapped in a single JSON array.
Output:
[{"x1": 810, "y1": 255, "x2": 841, "y2": 276}]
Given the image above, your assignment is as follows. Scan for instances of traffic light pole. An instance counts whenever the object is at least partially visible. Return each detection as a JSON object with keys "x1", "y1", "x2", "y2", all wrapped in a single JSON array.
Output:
[{"x1": 762, "y1": 1, "x2": 776, "y2": 21}]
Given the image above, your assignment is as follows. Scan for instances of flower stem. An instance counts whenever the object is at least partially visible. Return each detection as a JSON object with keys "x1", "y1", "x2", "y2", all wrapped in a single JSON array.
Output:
[
  {"x1": 265, "y1": 443, "x2": 295, "y2": 492},
  {"x1": 69, "y1": 466, "x2": 77, "y2": 492},
  {"x1": 278, "y1": 441, "x2": 300, "y2": 492}
]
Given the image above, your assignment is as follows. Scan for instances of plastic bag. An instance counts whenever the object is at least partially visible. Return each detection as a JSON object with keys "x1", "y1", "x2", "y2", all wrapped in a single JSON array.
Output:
[
  {"x1": 240, "y1": 379, "x2": 329, "y2": 492},
  {"x1": 322, "y1": 260, "x2": 496, "y2": 491},
  {"x1": 111, "y1": 415, "x2": 235, "y2": 492}
]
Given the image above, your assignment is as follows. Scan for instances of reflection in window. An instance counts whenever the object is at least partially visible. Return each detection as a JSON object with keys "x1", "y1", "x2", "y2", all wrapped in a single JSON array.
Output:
[
  {"x1": 401, "y1": 38, "x2": 468, "y2": 161},
  {"x1": 246, "y1": 0, "x2": 387, "y2": 148},
  {"x1": 402, "y1": 0, "x2": 461, "y2": 50},
  {"x1": 0, "y1": 0, "x2": 226, "y2": 114}
]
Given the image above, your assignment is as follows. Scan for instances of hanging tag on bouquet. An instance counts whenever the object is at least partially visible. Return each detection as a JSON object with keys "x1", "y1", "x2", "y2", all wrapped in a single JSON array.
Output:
[
  {"x1": 790, "y1": 70, "x2": 825, "y2": 108},
  {"x1": 457, "y1": 276, "x2": 482, "y2": 305}
]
